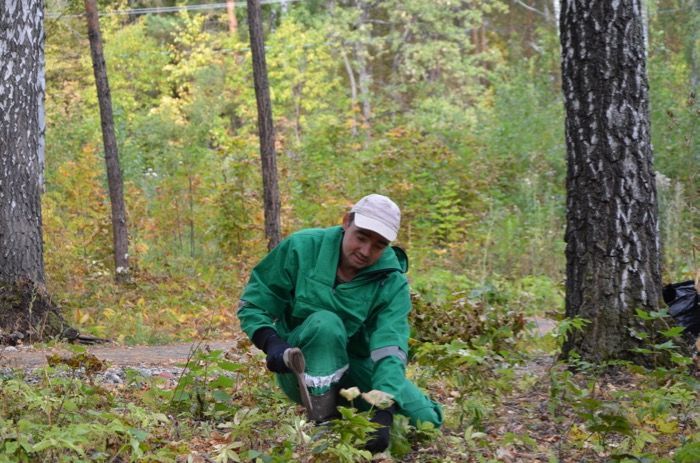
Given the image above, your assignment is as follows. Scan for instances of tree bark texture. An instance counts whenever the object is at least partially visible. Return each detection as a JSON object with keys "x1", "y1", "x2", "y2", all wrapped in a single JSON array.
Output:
[
  {"x1": 247, "y1": 0, "x2": 281, "y2": 250},
  {"x1": 84, "y1": 0, "x2": 130, "y2": 283},
  {"x1": 560, "y1": 0, "x2": 662, "y2": 362},
  {"x1": 0, "y1": 0, "x2": 46, "y2": 285}
]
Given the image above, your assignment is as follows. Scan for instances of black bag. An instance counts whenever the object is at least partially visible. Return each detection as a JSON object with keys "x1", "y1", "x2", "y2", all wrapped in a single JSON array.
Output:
[{"x1": 662, "y1": 280, "x2": 700, "y2": 336}]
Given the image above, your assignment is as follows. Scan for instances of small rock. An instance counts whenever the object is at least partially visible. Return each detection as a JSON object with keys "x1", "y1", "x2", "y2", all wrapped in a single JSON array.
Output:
[{"x1": 3, "y1": 346, "x2": 18, "y2": 353}]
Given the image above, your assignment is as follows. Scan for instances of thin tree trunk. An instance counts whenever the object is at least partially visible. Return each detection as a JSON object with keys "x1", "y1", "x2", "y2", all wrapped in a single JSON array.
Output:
[
  {"x1": 340, "y1": 48, "x2": 359, "y2": 137},
  {"x1": 356, "y1": 44, "x2": 372, "y2": 128},
  {"x1": 189, "y1": 175, "x2": 195, "y2": 258},
  {"x1": 226, "y1": 0, "x2": 238, "y2": 35},
  {"x1": 560, "y1": 0, "x2": 662, "y2": 363},
  {"x1": 293, "y1": 81, "x2": 303, "y2": 144},
  {"x1": 174, "y1": 191, "x2": 183, "y2": 250},
  {"x1": 247, "y1": 0, "x2": 281, "y2": 249},
  {"x1": 353, "y1": 0, "x2": 372, "y2": 136},
  {"x1": 84, "y1": 0, "x2": 130, "y2": 283},
  {"x1": 691, "y1": 0, "x2": 700, "y2": 93},
  {"x1": 356, "y1": 42, "x2": 371, "y2": 145},
  {"x1": 292, "y1": 51, "x2": 306, "y2": 144}
]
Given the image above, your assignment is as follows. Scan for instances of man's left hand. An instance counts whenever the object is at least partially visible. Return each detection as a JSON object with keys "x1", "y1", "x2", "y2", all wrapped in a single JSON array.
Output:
[{"x1": 365, "y1": 408, "x2": 393, "y2": 453}]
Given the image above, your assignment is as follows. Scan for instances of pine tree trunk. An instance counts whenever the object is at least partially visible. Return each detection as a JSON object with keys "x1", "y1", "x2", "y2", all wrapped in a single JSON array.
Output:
[
  {"x1": 560, "y1": 0, "x2": 662, "y2": 362},
  {"x1": 84, "y1": 0, "x2": 130, "y2": 283},
  {"x1": 247, "y1": 0, "x2": 281, "y2": 250}
]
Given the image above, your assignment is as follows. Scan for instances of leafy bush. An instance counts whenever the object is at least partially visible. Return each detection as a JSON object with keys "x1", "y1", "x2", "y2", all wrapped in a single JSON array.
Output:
[
  {"x1": 409, "y1": 278, "x2": 527, "y2": 348},
  {"x1": 0, "y1": 356, "x2": 178, "y2": 462}
]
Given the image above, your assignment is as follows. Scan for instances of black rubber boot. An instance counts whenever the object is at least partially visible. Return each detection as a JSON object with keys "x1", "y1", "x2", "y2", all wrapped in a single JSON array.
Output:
[
  {"x1": 284, "y1": 348, "x2": 339, "y2": 423},
  {"x1": 307, "y1": 386, "x2": 340, "y2": 423}
]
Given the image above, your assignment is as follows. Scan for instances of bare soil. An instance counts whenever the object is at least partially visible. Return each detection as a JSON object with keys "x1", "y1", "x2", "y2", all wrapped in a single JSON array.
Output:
[{"x1": 0, "y1": 340, "x2": 238, "y2": 369}]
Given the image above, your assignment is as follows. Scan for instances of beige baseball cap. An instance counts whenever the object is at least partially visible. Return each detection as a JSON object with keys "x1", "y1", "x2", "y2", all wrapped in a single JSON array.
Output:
[{"x1": 350, "y1": 194, "x2": 401, "y2": 241}]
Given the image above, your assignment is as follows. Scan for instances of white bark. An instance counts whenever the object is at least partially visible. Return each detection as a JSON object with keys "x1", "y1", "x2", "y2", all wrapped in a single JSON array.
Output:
[{"x1": 0, "y1": 0, "x2": 47, "y2": 284}]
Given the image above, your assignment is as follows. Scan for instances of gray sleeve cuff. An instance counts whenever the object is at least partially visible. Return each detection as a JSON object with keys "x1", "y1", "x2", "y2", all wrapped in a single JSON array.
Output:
[{"x1": 370, "y1": 346, "x2": 407, "y2": 365}]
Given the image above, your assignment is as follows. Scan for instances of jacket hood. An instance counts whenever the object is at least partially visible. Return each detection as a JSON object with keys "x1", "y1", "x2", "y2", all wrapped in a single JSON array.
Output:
[
  {"x1": 356, "y1": 244, "x2": 409, "y2": 278},
  {"x1": 390, "y1": 246, "x2": 409, "y2": 273}
]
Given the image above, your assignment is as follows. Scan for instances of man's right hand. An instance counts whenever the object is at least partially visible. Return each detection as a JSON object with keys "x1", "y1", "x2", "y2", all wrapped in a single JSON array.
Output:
[
  {"x1": 252, "y1": 327, "x2": 293, "y2": 374},
  {"x1": 266, "y1": 341, "x2": 292, "y2": 373}
]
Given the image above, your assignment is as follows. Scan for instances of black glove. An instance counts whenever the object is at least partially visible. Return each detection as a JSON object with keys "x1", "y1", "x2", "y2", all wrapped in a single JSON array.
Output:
[
  {"x1": 252, "y1": 327, "x2": 292, "y2": 374},
  {"x1": 365, "y1": 408, "x2": 394, "y2": 453}
]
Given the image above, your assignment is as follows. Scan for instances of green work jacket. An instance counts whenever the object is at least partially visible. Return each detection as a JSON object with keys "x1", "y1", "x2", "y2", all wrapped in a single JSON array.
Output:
[{"x1": 238, "y1": 226, "x2": 411, "y2": 400}]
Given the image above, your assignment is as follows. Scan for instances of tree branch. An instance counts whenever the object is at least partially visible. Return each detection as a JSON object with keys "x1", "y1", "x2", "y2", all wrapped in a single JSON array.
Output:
[{"x1": 511, "y1": 0, "x2": 546, "y2": 17}]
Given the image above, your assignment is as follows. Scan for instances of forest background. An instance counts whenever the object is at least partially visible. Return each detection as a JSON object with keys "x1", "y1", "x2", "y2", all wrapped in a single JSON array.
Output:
[
  {"x1": 5, "y1": 0, "x2": 698, "y2": 461},
  {"x1": 43, "y1": 0, "x2": 697, "y2": 344}
]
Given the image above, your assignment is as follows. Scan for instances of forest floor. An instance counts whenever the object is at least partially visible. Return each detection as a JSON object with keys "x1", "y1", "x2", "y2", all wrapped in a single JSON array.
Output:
[{"x1": 0, "y1": 318, "x2": 696, "y2": 462}]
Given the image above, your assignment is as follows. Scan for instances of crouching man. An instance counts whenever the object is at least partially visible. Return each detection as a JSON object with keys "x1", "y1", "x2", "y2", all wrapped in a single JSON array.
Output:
[{"x1": 237, "y1": 194, "x2": 442, "y2": 453}]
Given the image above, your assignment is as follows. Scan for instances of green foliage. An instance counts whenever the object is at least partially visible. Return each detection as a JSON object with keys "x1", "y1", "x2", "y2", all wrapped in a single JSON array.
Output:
[
  {"x1": 266, "y1": 17, "x2": 344, "y2": 143},
  {"x1": 552, "y1": 316, "x2": 590, "y2": 349},
  {"x1": 544, "y1": 307, "x2": 700, "y2": 460},
  {"x1": 168, "y1": 348, "x2": 244, "y2": 420},
  {"x1": 26, "y1": 1, "x2": 700, "y2": 460},
  {"x1": 675, "y1": 441, "x2": 700, "y2": 463},
  {"x1": 409, "y1": 275, "x2": 534, "y2": 348},
  {"x1": 647, "y1": 4, "x2": 698, "y2": 280},
  {"x1": 627, "y1": 308, "x2": 693, "y2": 368},
  {"x1": 42, "y1": 0, "x2": 695, "y2": 309},
  {"x1": 0, "y1": 362, "x2": 177, "y2": 462},
  {"x1": 472, "y1": 58, "x2": 567, "y2": 280},
  {"x1": 311, "y1": 407, "x2": 375, "y2": 462}
]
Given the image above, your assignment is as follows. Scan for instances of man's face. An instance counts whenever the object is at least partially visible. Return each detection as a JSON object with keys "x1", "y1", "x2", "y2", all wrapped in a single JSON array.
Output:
[{"x1": 341, "y1": 214, "x2": 390, "y2": 272}]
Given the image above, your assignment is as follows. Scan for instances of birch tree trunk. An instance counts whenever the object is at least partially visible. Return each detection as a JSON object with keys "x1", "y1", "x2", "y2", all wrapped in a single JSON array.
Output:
[
  {"x1": 247, "y1": 0, "x2": 281, "y2": 250},
  {"x1": 0, "y1": 0, "x2": 46, "y2": 286},
  {"x1": 0, "y1": 0, "x2": 71, "y2": 342},
  {"x1": 560, "y1": 0, "x2": 662, "y2": 362},
  {"x1": 84, "y1": 0, "x2": 130, "y2": 283}
]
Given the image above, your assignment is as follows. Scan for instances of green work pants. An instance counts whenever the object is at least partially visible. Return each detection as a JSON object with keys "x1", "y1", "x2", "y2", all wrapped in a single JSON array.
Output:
[{"x1": 276, "y1": 310, "x2": 443, "y2": 427}]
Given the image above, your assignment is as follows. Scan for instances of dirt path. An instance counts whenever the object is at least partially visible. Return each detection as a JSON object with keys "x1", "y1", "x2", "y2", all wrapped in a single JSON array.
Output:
[
  {"x1": 0, "y1": 317, "x2": 556, "y2": 370},
  {"x1": 0, "y1": 340, "x2": 238, "y2": 369}
]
